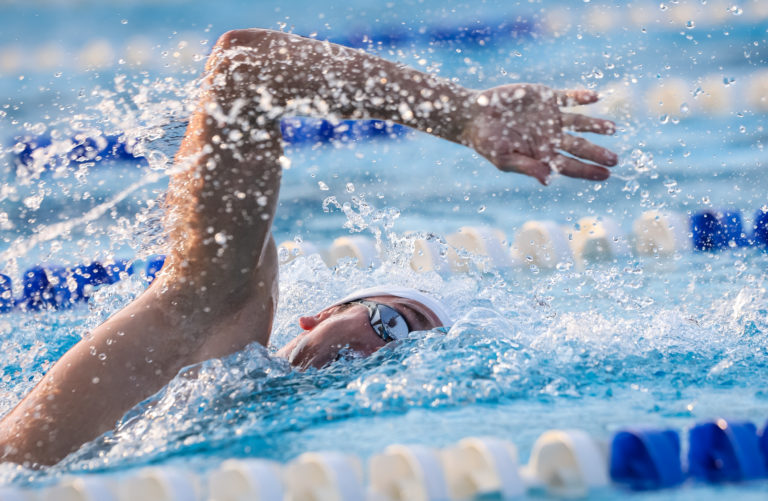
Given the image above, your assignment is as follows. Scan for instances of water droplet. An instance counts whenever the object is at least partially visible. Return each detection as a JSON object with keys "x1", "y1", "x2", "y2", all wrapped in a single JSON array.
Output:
[
  {"x1": 214, "y1": 232, "x2": 228, "y2": 245},
  {"x1": 680, "y1": 103, "x2": 689, "y2": 114},
  {"x1": 318, "y1": 181, "x2": 329, "y2": 190},
  {"x1": 659, "y1": 114, "x2": 670, "y2": 124},
  {"x1": 729, "y1": 5, "x2": 743, "y2": 15},
  {"x1": 477, "y1": 205, "x2": 486, "y2": 213},
  {"x1": 121, "y1": 19, "x2": 128, "y2": 24},
  {"x1": 685, "y1": 20, "x2": 695, "y2": 29},
  {"x1": 660, "y1": 3, "x2": 668, "y2": 11},
  {"x1": 346, "y1": 183, "x2": 355, "y2": 193}
]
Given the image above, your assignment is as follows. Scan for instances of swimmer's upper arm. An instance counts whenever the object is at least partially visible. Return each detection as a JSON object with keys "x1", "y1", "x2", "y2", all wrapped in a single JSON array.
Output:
[{"x1": 160, "y1": 30, "x2": 285, "y2": 314}]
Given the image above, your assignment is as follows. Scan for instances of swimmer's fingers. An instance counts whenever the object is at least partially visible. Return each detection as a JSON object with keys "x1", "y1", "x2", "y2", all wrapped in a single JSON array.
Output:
[
  {"x1": 562, "y1": 113, "x2": 616, "y2": 135},
  {"x1": 555, "y1": 89, "x2": 599, "y2": 107},
  {"x1": 550, "y1": 154, "x2": 611, "y2": 181},
  {"x1": 559, "y1": 135, "x2": 618, "y2": 167},
  {"x1": 495, "y1": 152, "x2": 551, "y2": 185}
]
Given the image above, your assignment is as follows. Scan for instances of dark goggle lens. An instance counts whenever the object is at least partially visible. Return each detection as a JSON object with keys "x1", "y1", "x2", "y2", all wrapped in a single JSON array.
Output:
[
  {"x1": 355, "y1": 300, "x2": 410, "y2": 343},
  {"x1": 376, "y1": 304, "x2": 410, "y2": 340}
]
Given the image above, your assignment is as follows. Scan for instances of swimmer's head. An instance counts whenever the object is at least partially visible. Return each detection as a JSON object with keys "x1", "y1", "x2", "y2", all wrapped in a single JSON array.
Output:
[{"x1": 275, "y1": 287, "x2": 451, "y2": 370}]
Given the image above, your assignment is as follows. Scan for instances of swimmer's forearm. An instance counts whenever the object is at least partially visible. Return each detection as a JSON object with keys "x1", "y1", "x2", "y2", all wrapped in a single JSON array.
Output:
[
  {"x1": 208, "y1": 29, "x2": 478, "y2": 144},
  {"x1": 170, "y1": 29, "x2": 477, "y2": 285}
]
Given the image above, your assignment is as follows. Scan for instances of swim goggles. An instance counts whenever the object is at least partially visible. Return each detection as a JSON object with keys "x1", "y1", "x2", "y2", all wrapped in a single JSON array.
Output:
[{"x1": 349, "y1": 299, "x2": 411, "y2": 343}]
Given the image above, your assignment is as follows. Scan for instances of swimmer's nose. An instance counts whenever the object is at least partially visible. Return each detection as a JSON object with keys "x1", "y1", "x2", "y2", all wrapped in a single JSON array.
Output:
[{"x1": 299, "y1": 315, "x2": 320, "y2": 330}]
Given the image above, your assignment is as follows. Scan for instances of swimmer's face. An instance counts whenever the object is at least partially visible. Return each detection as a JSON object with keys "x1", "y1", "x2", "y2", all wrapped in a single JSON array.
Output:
[{"x1": 275, "y1": 295, "x2": 443, "y2": 370}]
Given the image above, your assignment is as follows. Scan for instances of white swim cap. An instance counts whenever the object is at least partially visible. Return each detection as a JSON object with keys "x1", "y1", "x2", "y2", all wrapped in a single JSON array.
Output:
[{"x1": 331, "y1": 286, "x2": 453, "y2": 327}]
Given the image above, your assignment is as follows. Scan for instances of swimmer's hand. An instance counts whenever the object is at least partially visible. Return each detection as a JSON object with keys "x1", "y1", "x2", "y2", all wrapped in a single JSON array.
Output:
[{"x1": 461, "y1": 84, "x2": 617, "y2": 185}]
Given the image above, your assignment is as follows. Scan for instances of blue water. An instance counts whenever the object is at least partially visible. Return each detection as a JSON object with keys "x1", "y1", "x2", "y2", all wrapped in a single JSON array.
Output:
[{"x1": 1, "y1": 0, "x2": 768, "y2": 498}]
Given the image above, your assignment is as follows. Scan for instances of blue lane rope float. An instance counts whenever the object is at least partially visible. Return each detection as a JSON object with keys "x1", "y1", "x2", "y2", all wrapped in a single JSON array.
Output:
[
  {"x1": 13, "y1": 134, "x2": 137, "y2": 171},
  {"x1": 718, "y1": 211, "x2": 750, "y2": 247},
  {"x1": 18, "y1": 262, "x2": 118, "y2": 311},
  {"x1": 0, "y1": 274, "x2": 12, "y2": 313},
  {"x1": 690, "y1": 209, "x2": 755, "y2": 251},
  {"x1": 144, "y1": 255, "x2": 166, "y2": 283},
  {"x1": 689, "y1": 209, "x2": 766, "y2": 251},
  {"x1": 9, "y1": 17, "x2": 534, "y2": 170},
  {"x1": 690, "y1": 211, "x2": 726, "y2": 251},
  {"x1": 13, "y1": 119, "x2": 410, "y2": 170},
  {"x1": 688, "y1": 420, "x2": 767, "y2": 483},
  {"x1": 7, "y1": 419, "x2": 768, "y2": 499},
  {"x1": 4, "y1": 207, "x2": 768, "y2": 313},
  {"x1": 325, "y1": 17, "x2": 535, "y2": 48},
  {"x1": 2, "y1": 258, "x2": 143, "y2": 313},
  {"x1": 278, "y1": 118, "x2": 408, "y2": 144},
  {"x1": 753, "y1": 209, "x2": 768, "y2": 248},
  {"x1": 609, "y1": 429, "x2": 684, "y2": 490}
]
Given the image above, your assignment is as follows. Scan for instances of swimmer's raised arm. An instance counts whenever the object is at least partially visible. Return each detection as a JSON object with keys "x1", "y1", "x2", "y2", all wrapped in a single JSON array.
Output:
[
  {"x1": 206, "y1": 28, "x2": 617, "y2": 184},
  {"x1": 0, "y1": 28, "x2": 617, "y2": 467}
]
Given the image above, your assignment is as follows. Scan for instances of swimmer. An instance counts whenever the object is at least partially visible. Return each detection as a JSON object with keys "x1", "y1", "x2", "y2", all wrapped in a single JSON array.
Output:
[{"x1": 0, "y1": 28, "x2": 617, "y2": 466}]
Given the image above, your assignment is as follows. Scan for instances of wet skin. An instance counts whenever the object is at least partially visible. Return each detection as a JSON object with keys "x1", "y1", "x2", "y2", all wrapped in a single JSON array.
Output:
[
  {"x1": 0, "y1": 27, "x2": 615, "y2": 466},
  {"x1": 277, "y1": 295, "x2": 443, "y2": 370}
]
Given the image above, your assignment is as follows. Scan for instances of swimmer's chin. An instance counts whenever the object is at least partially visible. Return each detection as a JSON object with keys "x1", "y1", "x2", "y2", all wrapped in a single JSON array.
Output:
[{"x1": 276, "y1": 339, "x2": 365, "y2": 371}]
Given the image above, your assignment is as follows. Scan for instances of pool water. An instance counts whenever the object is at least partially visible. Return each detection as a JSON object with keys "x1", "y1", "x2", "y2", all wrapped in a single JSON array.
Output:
[{"x1": 1, "y1": 0, "x2": 768, "y2": 498}]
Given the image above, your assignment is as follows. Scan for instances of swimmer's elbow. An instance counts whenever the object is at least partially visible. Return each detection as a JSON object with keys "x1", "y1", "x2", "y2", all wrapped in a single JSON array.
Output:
[
  {"x1": 206, "y1": 29, "x2": 273, "y2": 75},
  {"x1": 214, "y1": 28, "x2": 272, "y2": 53}
]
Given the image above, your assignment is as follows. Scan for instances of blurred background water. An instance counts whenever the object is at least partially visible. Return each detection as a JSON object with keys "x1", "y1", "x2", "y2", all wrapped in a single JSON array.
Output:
[{"x1": 1, "y1": 0, "x2": 768, "y2": 498}]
